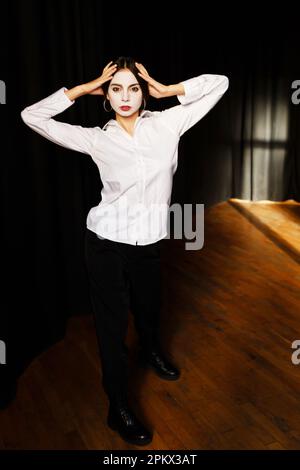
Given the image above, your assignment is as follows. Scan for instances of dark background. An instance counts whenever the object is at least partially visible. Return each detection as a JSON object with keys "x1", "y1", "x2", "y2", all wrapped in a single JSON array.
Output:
[{"x1": 1, "y1": 1, "x2": 300, "y2": 406}]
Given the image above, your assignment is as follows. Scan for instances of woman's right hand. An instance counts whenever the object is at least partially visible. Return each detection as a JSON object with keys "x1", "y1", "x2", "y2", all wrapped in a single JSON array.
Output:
[{"x1": 83, "y1": 61, "x2": 117, "y2": 95}]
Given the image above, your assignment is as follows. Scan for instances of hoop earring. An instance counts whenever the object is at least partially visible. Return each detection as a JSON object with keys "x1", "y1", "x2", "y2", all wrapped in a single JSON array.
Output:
[{"x1": 103, "y1": 99, "x2": 112, "y2": 112}]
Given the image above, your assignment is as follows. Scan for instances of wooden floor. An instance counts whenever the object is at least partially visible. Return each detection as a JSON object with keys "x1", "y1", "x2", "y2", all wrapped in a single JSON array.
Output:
[
  {"x1": 1, "y1": 199, "x2": 300, "y2": 450},
  {"x1": 229, "y1": 199, "x2": 300, "y2": 264}
]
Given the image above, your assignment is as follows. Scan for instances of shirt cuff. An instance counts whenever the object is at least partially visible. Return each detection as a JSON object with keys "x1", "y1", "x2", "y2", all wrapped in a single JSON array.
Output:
[
  {"x1": 177, "y1": 76, "x2": 207, "y2": 105},
  {"x1": 43, "y1": 86, "x2": 75, "y2": 110},
  {"x1": 62, "y1": 87, "x2": 75, "y2": 104}
]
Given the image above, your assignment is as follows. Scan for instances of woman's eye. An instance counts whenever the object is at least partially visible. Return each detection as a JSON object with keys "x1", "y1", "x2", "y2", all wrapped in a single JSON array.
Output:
[{"x1": 111, "y1": 86, "x2": 139, "y2": 92}]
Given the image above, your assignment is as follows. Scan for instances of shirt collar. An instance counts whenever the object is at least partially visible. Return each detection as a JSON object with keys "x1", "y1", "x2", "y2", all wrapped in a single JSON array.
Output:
[{"x1": 102, "y1": 109, "x2": 152, "y2": 131}]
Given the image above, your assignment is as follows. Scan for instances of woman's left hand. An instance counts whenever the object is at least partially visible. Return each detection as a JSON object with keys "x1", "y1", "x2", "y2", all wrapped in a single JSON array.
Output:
[{"x1": 135, "y1": 62, "x2": 168, "y2": 99}]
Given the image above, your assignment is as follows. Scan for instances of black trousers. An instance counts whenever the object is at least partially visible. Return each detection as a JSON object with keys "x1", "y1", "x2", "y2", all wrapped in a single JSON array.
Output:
[{"x1": 84, "y1": 228, "x2": 162, "y2": 403}]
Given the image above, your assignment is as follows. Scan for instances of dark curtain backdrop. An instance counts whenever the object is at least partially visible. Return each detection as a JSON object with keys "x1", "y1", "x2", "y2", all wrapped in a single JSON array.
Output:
[{"x1": 1, "y1": 1, "x2": 300, "y2": 406}]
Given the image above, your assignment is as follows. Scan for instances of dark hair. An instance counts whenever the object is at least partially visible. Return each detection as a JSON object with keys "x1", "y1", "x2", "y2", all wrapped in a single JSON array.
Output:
[{"x1": 101, "y1": 56, "x2": 149, "y2": 113}]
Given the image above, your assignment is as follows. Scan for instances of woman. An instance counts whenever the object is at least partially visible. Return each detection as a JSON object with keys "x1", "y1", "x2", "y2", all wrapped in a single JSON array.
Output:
[{"x1": 21, "y1": 56, "x2": 229, "y2": 446}]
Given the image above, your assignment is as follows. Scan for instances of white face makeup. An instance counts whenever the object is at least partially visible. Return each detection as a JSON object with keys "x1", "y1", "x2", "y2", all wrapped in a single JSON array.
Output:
[{"x1": 107, "y1": 69, "x2": 143, "y2": 117}]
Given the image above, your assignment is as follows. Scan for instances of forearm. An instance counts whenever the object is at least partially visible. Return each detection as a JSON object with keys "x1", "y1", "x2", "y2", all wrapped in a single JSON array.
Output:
[
  {"x1": 64, "y1": 84, "x2": 87, "y2": 101},
  {"x1": 165, "y1": 83, "x2": 185, "y2": 98},
  {"x1": 165, "y1": 75, "x2": 229, "y2": 102}
]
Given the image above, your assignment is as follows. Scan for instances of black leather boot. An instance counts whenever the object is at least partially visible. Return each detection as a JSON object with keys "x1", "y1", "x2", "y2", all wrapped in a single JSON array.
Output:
[{"x1": 107, "y1": 394, "x2": 153, "y2": 446}]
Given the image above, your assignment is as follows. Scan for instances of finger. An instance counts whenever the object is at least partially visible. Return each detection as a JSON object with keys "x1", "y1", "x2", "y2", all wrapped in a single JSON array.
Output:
[
  {"x1": 104, "y1": 61, "x2": 113, "y2": 70},
  {"x1": 138, "y1": 72, "x2": 150, "y2": 81},
  {"x1": 109, "y1": 64, "x2": 118, "y2": 72},
  {"x1": 137, "y1": 71, "x2": 148, "y2": 81},
  {"x1": 106, "y1": 63, "x2": 117, "y2": 71},
  {"x1": 136, "y1": 63, "x2": 149, "y2": 75},
  {"x1": 141, "y1": 66, "x2": 149, "y2": 75},
  {"x1": 104, "y1": 61, "x2": 117, "y2": 72},
  {"x1": 105, "y1": 70, "x2": 115, "y2": 78},
  {"x1": 137, "y1": 71, "x2": 154, "y2": 84},
  {"x1": 103, "y1": 65, "x2": 117, "y2": 78},
  {"x1": 136, "y1": 68, "x2": 148, "y2": 77},
  {"x1": 135, "y1": 62, "x2": 146, "y2": 73},
  {"x1": 105, "y1": 73, "x2": 115, "y2": 81}
]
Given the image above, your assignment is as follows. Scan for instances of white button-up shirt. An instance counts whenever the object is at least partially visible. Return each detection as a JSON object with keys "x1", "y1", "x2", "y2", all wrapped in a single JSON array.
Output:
[{"x1": 21, "y1": 74, "x2": 229, "y2": 245}]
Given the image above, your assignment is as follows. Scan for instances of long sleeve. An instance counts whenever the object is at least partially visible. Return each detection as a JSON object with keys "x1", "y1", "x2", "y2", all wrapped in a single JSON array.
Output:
[
  {"x1": 158, "y1": 74, "x2": 229, "y2": 137},
  {"x1": 20, "y1": 87, "x2": 96, "y2": 155}
]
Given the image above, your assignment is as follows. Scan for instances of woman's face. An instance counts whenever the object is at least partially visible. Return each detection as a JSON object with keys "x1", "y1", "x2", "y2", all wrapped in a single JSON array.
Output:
[{"x1": 107, "y1": 69, "x2": 143, "y2": 117}]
